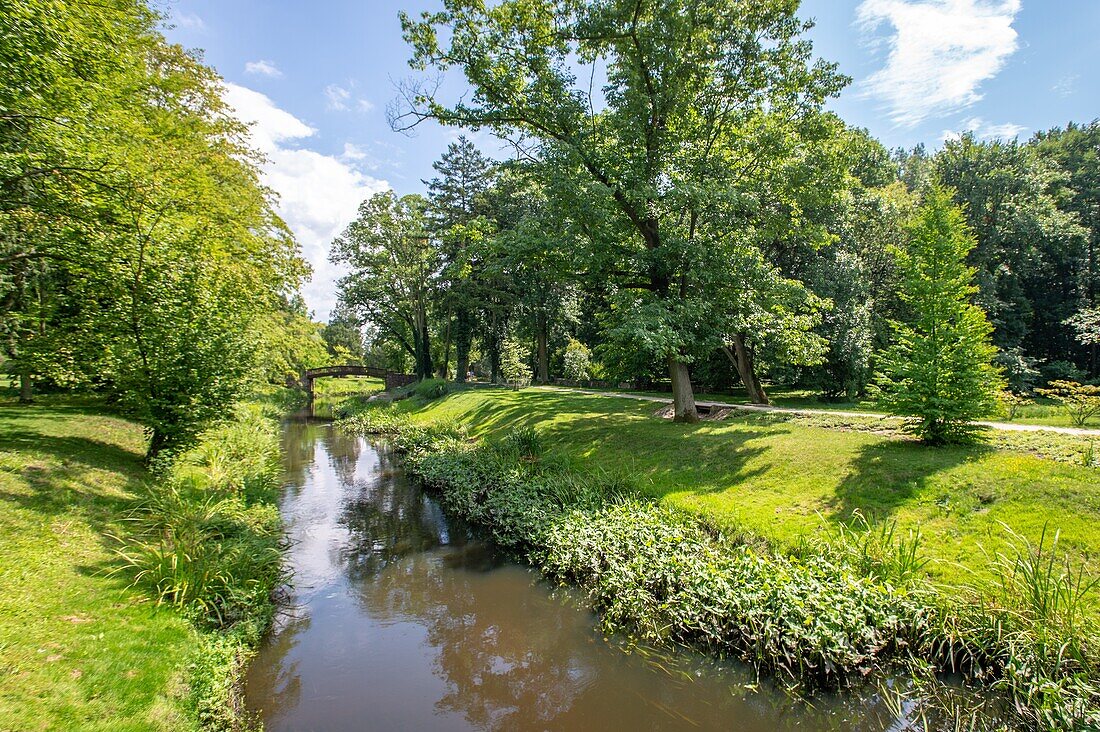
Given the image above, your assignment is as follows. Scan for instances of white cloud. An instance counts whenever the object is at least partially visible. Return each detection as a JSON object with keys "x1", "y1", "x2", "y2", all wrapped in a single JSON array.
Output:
[
  {"x1": 942, "y1": 116, "x2": 1027, "y2": 141},
  {"x1": 324, "y1": 84, "x2": 352, "y2": 111},
  {"x1": 174, "y1": 11, "x2": 205, "y2": 31},
  {"x1": 341, "y1": 142, "x2": 368, "y2": 161},
  {"x1": 857, "y1": 0, "x2": 1022, "y2": 127},
  {"x1": 245, "y1": 60, "x2": 283, "y2": 78},
  {"x1": 222, "y1": 83, "x2": 389, "y2": 320},
  {"x1": 1053, "y1": 75, "x2": 1079, "y2": 97},
  {"x1": 324, "y1": 82, "x2": 374, "y2": 114}
]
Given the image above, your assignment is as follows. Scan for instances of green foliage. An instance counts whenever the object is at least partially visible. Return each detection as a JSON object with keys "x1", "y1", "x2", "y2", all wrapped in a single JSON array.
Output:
[
  {"x1": 874, "y1": 186, "x2": 1004, "y2": 443},
  {"x1": 562, "y1": 338, "x2": 592, "y2": 381},
  {"x1": 413, "y1": 377, "x2": 450, "y2": 400},
  {"x1": 117, "y1": 405, "x2": 284, "y2": 629},
  {"x1": 1037, "y1": 380, "x2": 1100, "y2": 427},
  {"x1": 340, "y1": 407, "x2": 1100, "y2": 725},
  {"x1": 499, "y1": 333, "x2": 531, "y2": 389},
  {"x1": 1000, "y1": 390, "x2": 1034, "y2": 421}
]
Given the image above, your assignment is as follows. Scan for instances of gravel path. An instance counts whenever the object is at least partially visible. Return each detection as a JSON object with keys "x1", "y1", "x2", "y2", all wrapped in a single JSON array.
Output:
[{"x1": 536, "y1": 386, "x2": 1100, "y2": 437}]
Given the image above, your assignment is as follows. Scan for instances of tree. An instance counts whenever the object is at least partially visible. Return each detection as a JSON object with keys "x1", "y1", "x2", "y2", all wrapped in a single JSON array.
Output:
[
  {"x1": 425, "y1": 136, "x2": 496, "y2": 382},
  {"x1": 322, "y1": 303, "x2": 366, "y2": 362},
  {"x1": 2, "y1": 0, "x2": 307, "y2": 456},
  {"x1": 395, "y1": 0, "x2": 846, "y2": 421},
  {"x1": 873, "y1": 186, "x2": 1004, "y2": 444},
  {"x1": 332, "y1": 191, "x2": 439, "y2": 380}
]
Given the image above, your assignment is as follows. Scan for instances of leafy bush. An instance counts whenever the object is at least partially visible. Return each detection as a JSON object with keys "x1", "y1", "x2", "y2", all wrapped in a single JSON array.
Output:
[
  {"x1": 339, "y1": 413, "x2": 1100, "y2": 727},
  {"x1": 118, "y1": 407, "x2": 285, "y2": 628},
  {"x1": 562, "y1": 338, "x2": 592, "y2": 381},
  {"x1": 413, "y1": 377, "x2": 450, "y2": 400},
  {"x1": 1037, "y1": 380, "x2": 1100, "y2": 427}
]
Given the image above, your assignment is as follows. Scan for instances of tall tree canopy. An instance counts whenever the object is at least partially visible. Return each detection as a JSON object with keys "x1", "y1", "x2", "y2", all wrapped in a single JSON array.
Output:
[{"x1": 394, "y1": 0, "x2": 847, "y2": 420}]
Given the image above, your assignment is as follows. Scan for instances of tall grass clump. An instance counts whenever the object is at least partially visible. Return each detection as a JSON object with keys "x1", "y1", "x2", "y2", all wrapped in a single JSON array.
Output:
[
  {"x1": 338, "y1": 412, "x2": 1100, "y2": 729},
  {"x1": 116, "y1": 402, "x2": 288, "y2": 729}
]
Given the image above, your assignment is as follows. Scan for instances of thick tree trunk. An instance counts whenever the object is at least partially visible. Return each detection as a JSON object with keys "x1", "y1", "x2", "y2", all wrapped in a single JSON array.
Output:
[
  {"x1": 726, "y1": 335, "x2": 769, "y2": 405},
  {"x1": 18, "y1": 368, "x2": 32, "y2": 404},
  {"x1": 536, "y1": 314, "x2": 549, "y2": 384},
  {"x1": 668, "y1": 355, "x2": 699, "y2": 423},
  {"x1": 455, "y1": 310, "x2": 471, "y2": 382}
]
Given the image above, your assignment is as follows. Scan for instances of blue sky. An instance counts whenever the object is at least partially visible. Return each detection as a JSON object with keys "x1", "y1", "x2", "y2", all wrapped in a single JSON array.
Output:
[{"x1": 160, "y1": 0, "x2": 1100, "y2": 319}]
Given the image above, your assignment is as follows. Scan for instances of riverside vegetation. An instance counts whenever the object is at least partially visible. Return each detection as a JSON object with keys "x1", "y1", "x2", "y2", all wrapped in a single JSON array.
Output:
[
  {"x1": 336, "y1": 388, "x2": 1100, "y2": 731},
  {"x1": 0, "y1": 392, "x2": 290, "y2": 731}
]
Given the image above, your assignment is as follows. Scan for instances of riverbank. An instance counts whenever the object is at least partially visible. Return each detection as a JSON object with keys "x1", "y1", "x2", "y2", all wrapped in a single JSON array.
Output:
[
  {"x1": 0, "y1": 394, "x2": 290, "y2": 731},
  {"x1": 336, "y1": 386, "x2": 1100, "y2": 728}
]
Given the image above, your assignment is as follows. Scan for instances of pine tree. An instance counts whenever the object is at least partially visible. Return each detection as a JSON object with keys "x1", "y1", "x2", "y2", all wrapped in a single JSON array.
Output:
[{"x1": 873, "y1": 185, "x2": 1003, "y2": 444}]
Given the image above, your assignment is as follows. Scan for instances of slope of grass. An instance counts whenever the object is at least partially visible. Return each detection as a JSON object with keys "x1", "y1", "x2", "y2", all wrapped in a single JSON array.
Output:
[
  {"x1": 393, "y1": 388, "x2": 1100, "y2": 590},
  {"x1": 0, "y1": 402, "x2": 198, "y2": 732}
]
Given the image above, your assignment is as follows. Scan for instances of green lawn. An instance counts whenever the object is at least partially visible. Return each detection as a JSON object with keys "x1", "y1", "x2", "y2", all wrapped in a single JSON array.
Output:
[
  {"x1": 0, "y1": 402, "x2": 198, "y2": 731},
  {"x1": 311, "y1": 375, "x2": 384, "y2": 417},
  {"x1": 570, "y1": 383, "x2": 1100, "y2": 429},
  {"x1": 397, "y1": 388, "x2": 1100, "y2": 591}
]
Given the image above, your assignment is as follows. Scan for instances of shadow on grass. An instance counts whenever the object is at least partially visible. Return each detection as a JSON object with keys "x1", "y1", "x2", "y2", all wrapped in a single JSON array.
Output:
[
  {"x1": 827, "y1": 438, "x2": 993, "y2": 525},
  {"x1": 432, "y1": 390, "x2": 787, "y2": 499}
]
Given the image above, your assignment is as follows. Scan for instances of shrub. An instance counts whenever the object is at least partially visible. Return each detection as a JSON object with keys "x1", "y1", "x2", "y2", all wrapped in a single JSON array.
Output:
[
  {"x1": 562, "y1": 338, "x2": 592, "y2": 381},
  {"x1": 413, "y1": 377, "x2": 450, "y2": 400},
  {"x1": 117, "y1": 407, "x2": 285, "y2": 628},
  {"x1": 1000, "y1": 390, "x2": 1033, "y2": 422},
  {"x1": 1037, "y1": 380, "x2": 1100, "y2": 427}
]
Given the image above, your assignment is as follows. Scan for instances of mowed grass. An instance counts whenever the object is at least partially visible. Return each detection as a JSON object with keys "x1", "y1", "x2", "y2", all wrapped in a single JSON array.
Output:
[
  {"x1": 0, "y1": 402, "x2": 198, "y2": 732},
  {"x1": 397, "y1": 388, "x2": 1100, "y2": 592},
  {"x1": 578, "y1": 383, "x2": 1100, "y2": 429},
  {"x1": 310, "y1": 375, "x2": 384, "y2": 418}
]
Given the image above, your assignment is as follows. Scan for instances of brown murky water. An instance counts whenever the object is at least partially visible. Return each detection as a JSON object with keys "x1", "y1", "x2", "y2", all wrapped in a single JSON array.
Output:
[{"x1": 245, "y1": 420, "x2": 909, "y2": 731}]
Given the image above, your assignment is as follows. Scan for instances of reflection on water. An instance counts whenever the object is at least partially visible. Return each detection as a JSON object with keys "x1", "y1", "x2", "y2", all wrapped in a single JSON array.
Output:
[{"x1": 245, "y1": 420, "x2": 903, "y2": 731}]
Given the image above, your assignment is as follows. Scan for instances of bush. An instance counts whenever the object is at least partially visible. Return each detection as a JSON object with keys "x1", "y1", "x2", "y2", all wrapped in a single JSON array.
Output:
[
  {"x1": 118, "y1": 406, "x2": 285, "y2": 628},
  {"x1": 413, "y1": 377, "x2": 450, "y2": 400},
  {"x1": 562, "y1": 339, "x2": 592, "y2": 381},
  {"x1": 1037, "y1": 380, "x2": 1100, "y2": 427}
]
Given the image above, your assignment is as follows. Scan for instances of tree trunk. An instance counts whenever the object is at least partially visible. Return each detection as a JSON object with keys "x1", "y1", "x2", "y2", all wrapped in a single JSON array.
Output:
[
  {"x1": 437, "y1": 316, "x2": 452, "y2": 379},
  {"x1": 668, "y1": 355, "x2": 699, "y2": 423},
  {"x1": 536, "y1": 314, "x2": 549, "y2": 384},
  {"x1": 415, "y1": 309, "x2": 433, "y2": 380},
  {"x1": 18, "y1": 368, "x2": 32, "y2": 404},
  {"x1": 489, "y1": 310, "x2": 501, "y2": 383},
  {"x1": 455, "y1": 310, "x2": 471, "y2": 382},
  {"x1": 726, "y1": 335, "x2": 769, "y2": 405}
]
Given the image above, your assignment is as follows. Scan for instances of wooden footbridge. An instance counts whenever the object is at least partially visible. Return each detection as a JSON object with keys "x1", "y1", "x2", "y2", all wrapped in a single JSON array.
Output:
[{"x1": 299, "y1": 364, "x2": 415, "y2": 399}]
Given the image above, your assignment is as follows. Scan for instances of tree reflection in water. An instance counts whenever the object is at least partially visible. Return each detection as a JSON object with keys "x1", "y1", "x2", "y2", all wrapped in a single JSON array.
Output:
[{"x1": 247, "y1": 421, "x2": 912, "y2": 732}]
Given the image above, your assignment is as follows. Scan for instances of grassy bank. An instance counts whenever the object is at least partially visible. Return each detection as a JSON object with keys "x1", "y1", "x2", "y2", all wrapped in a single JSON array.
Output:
[
  {"x1": 337, "y1": 396, "x2": 1099, "y2": 729},
  {"x1": 383, "y1": 388, "x2": 1100, "y2": 590},
  {"x1": 0, "y1": 394, "x2": 289, "y2": 731}
]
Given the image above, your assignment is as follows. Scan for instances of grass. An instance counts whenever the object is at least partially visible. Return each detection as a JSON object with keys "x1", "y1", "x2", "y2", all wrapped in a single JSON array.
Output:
[
  {"x1": 339, "y1": 401, "x2": 1099, "y2": 728},
  {"x1": 310, "y1": 375, "x2": 384, "y2": 418},
  {"x1": 389, "y1": 387, "x2": 1100, "y2": 594},
  {"x1": 572, "y1": 383, "x2": 1100, "y2": 429},
  {"x1": 0, "y1": 401, "x2": 199, "y2": 731}
]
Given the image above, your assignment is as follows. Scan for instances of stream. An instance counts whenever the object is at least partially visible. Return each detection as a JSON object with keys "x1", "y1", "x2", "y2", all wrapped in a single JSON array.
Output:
[{"x1": 245, "y1": 419, "x2": 910, "y2": 731}]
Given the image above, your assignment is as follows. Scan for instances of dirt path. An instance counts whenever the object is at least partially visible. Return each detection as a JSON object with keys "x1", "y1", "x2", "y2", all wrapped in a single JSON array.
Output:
[{"x1": 536, "y1": 386, "x2": 1100, "y2": 437}]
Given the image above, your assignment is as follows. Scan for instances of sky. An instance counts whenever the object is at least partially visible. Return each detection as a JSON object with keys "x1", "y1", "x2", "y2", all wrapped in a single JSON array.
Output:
[{"x1": 159, "y1": 0, "x2": 1100, "y2": 320}]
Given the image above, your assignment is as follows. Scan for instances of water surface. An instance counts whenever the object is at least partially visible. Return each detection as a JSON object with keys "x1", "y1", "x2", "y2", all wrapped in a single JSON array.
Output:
[{"x1": 245, "y1": 420, "x2": 904, "y2": 731}]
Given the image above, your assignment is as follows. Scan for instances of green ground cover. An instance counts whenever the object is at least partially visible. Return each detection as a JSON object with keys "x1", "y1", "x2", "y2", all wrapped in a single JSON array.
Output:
[
  {"x1": 0, "y1": 402, "x2": 198, "y2": 731},
  {"x1": 393, "y1": 388, "x2": 1100, "y2": 590},
  {"x1": 310, "y1": 376, "x2": 384, "y2": 418},
  {"x1": 0, "y1": 392, "x2": 289, "y2": 731}
]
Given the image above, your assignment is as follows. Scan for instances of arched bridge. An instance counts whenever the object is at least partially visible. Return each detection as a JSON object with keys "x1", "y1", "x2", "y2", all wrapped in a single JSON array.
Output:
[{"x1": 300, "y1": 364, "x2": 416, "y2": 398}]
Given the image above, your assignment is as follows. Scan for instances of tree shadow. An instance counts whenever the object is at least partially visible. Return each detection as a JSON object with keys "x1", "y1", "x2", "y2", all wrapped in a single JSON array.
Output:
[
  {"x1": 826, "y1": 438, "x2": 993, "y2": 525},
  {"x1": 438, "y1": 391, "x2": 786, "y2": 498}
]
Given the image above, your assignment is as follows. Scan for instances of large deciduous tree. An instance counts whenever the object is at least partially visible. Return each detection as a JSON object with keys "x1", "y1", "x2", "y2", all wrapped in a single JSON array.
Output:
[
  {"x1": 332, "y1": 191, "x2": 439, "y2": 380},
  {"x1": 394, "y1": 0, "x2": 846, "y2": 421}
]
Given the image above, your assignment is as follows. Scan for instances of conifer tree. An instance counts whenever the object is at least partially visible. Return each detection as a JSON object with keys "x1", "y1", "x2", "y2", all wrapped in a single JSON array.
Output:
[{"x1": 874, "y1": 185, "x2": 1003, "y2": 444}]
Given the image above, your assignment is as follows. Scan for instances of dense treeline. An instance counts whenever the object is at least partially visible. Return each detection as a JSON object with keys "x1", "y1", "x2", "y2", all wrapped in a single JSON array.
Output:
[
  {"x1": 331, "y1": 0, "x2": 1098, "y2": 425},
  {"x1": 0, "y1": 0, "x2": 329, "y2": 456}
]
